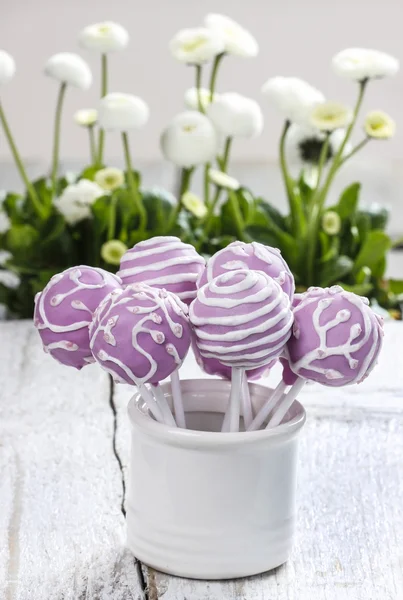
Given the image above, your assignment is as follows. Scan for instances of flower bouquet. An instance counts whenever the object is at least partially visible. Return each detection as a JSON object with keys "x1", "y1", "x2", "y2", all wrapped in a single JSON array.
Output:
[{"x1": 0, "y1": 14, "x2": 402, "y2": 319}]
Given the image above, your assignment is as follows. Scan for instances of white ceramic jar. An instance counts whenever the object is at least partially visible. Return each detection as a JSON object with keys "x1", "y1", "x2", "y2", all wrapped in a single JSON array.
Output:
[{"x1": 127, "y1": 378, "x2": 306, "y2": 580}]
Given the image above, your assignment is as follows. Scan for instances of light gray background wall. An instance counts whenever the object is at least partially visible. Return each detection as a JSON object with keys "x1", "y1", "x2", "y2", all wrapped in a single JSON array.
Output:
[{"x1": 0, "y1": 0, "x2": 402, "y2": 165}]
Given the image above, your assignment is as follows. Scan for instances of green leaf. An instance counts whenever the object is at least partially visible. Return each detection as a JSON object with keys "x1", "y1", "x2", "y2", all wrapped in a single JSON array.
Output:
[
  {"x1": 353, "y1": 230, "x2": 391, "y2": 273},
  {"x1": 91, "y1": 195, "x2": 111, "y2": 234},
  {"x1": 2, "y1": 192, "x2": 23, "y2": 221},
  {"x1": 236, "y1": 188, "x2": 255, "y2": 224},
  {"x1": 371, "y1": 256, "x2": 387, "y2": 279},
  {"x1": 356, "y1": 266, "x2": 372, "y2": 284},
  {"x1": 40, "y1": 211, "x2": 66, "y2": 246},
  {"x1": 335, "y1": 182, "x2": 360, "y2": 220},
  {"x1": 360, "y1": 204, "x2": 390, "y2": 231},
  {"x1": 141, "y1": 187, "x2": 176, "y2": 232},
  {"x1": 319, "y1": 255, "x2": 354, "y2": 286},
  {"x1": 389, "y1": 279, "x2": 403, "y2": 295},
  {"x1": 6, "y1": 224, "x2": 39, "y2": 254},
  {"x1": 244, "y1": 225, "x2": 280, "y2": 248},
  {"x1": 255, "y1": 199, "x2": 287, "y2": 230},
  {"x1": 79, "y1": 165, "x2": 102, "y2": 181}
]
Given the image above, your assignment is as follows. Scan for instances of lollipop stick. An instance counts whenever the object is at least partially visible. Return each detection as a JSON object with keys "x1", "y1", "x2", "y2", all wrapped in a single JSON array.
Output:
[
  {"x1": 241, "y1": 374, "x2": 253, "y2": 429},
  {"x1": 170, "y1": 370, "x2": 186, "y2": 428},
  {"x1": 152, "y1": 384, "x2": 177, "y2": 427},
  {"x1": 225, "y1": 367, "x2": 243, "y2": 433},
  {"x1": 266, "y1": 378, "x2": 305, "y2": 429},
  {"x1": 137, "y1": 383, "x2": 165, "y2": 424},
  {"x1": 247, "y1": 380, "x2": 288, "y2": 432}
]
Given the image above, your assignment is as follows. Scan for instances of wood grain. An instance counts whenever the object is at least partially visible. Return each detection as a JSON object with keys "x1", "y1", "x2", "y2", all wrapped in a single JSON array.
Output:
[
  {"x1": 0, "y1": 322, "x2": 141, "y2": 600},
  {"x1": 1, "y1": 320, "x2": 403, "y2": 599}
]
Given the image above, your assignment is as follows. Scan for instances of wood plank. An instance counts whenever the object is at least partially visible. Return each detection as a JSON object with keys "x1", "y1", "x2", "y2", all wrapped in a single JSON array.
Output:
[{"x1": 0, "y1": 322, "x2": 142, "y2": 600}]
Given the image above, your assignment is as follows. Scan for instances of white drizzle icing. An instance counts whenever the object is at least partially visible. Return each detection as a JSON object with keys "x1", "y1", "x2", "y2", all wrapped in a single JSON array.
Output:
[
  {"x1": 37, "y1": 266, "x2": 121, "y2": 336},
  {"x1": 118, "y1": 237, "x2": 205, "y2": 302},
  {"x1": 90, "y1": 284, "x2": 188, "y2": 384},
  {"x1": 44, "y1": 340, "x2": 79, "y2": 352},
  {"x1": 190, "y1": 270, "x2": 293, "y2": 368},
  {"x1": 291, "y1": 289, "x2": 382, "y2": 384}
]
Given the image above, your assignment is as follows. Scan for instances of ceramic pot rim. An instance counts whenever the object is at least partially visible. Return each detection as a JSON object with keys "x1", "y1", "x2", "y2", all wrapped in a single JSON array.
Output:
[{"x1": 128, "y1": 378, "x2": 306, "y2": 448}]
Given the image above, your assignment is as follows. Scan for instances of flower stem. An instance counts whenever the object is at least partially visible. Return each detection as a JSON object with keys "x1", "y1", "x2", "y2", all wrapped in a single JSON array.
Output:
[
  {"x1": 108, "y1": 194, "x2": 118, "y2": 240},
  {"x1": 195, "y1": 65, "x2": 204, "y2": 113},
  {"x1": 51, "y1": 82, "x2": 67, "y2": 199},
  {"x1": 315, "y1": 134, "x2": 330, "y2": 191},
  {"x1": 204, "y1": 163, "x2": 210, "y2": 206},
  {"x1": 97, "y1": 53, "x2": 108, "y2": 165},
  {"x1": 279, "y1": 120, "x2": 304, "y2": 235},
  {"x1": 222, "y1": 137, "x2": 232, "y2": 169},
  {"x1": 340, "y1": 137, "x2": 370, "y2": 165},
  {"x1": 0, "y1": 100, "x2": 43, "y2": 216},
  {"x1": 209, "y1": 53, "x2": 225, "y2": 101},
  {"x1": 121, "y1": 131, "x2": 147, "y2": 232},
  {"x1": 89, "y1": 126, "x2": 97, "y2": 165},
  {"x1": 228, "y1": 190, "x2": 244, "y2": 238},
  {"x1": 167, "y1": 167, "x2": 193, "y2": 232},
  {"x1": 305, "y1": 80, "x2": 368, "y2": 285}
]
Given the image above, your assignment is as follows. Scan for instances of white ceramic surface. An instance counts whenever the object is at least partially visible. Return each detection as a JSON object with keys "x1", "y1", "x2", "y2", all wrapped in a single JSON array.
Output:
[{"x1": 127, "y1": 379, "x2": 306, "y2": 580}]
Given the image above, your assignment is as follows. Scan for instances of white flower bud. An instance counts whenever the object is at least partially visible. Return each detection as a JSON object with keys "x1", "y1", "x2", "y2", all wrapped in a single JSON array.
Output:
[
  {"x1": 0, "y1": 50, "x2": 15, "y2": 85},
  {"x1": 170, "y1": 28, "x2": 225, "y2": 65},
  {"x1": 79, "y1": 22, "x2": 129, "y2": 53},
  {"x1": 332, "y1": 48, "x2": 399, "y2": 81},
  {"x1": 182, "y1": 191, "x2": 207, "y2": 218},
  {"x1": 56, "y1": 179, "x2": 105, "y2": 225},
  {"x1": 207, "y1": 92, "x2": 263, "y2": 138},
  {"x1": 98, "y1": 93, "x2": 149, "y2": 132},
  {"x1": 74, "y1": 108, "x2": 98, "y2": 127},
  {"x1": 204, "y1": 14, "x2": 258, "y2": 58},
  {"x1": 44, "y1": 53, "x2": 92, "y2": 90},
  {"x1": 160, "y1": 111, "x2": 218, "y2": 168},
  {"x1": 262, "y1": 76, "x2": 325, "y2": 126},
  {"x1": 310, "y1": 102, "x2": 353, "y2": 132},
  {"x1": 208, "y1": 169, "x2": 240, "y2": 190},
  {"x1": 364, "y1": 110, "x2": 396, "y2": 139},
  {"x1": 184, "y1": 87, "x2": 219, "y2": 111},
  {"x1": 95, "y1": 167, "x2": 125, "y2": 191}
]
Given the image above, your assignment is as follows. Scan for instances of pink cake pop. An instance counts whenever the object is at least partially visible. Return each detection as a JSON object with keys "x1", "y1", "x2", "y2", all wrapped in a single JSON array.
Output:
[
  {"x1": 190, "y1": 269, "x2": 294, "y2": 431},
  {"x1": 287, "y1": 285, "x2": 383, "y2": 386},
  {"x1": 118, "y1": 236, "x2": 206, "y2": 305},
  {"x1": 89, "y1": 283, "x2": 191, "y2": 385},
  {"x1": 34, "y1": 266, "x2": 122, "y2": 369},
  {"x1": 250, "y1": 285, "x2": 384, "y2": 431},
  {"x1": 197, "y1": 241, "x2": 295, "y2": 299}
]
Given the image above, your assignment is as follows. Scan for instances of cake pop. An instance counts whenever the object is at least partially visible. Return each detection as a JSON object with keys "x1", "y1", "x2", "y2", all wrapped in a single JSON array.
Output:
[
  {"x1": 118, "y1": 236, "x2": 205, "y2": 305},
  {"x1": 197, "y1": 240, "x2": 295, "y2": 299},
  {"x1": 288, "y1": 285, "x2": 383, "y2": 386},
  {"x1": 190, "y1": 269, "x2": 293, "y2": 431},
  {"x1": 34, "y1": 266, "x2": 122, "y2": 369},
  {"x1": 89, "y1": 283, "x2": 191, "y2": 426},
  {"x1": 250, "y1": 285, "x2": 384, "y2": 431}
]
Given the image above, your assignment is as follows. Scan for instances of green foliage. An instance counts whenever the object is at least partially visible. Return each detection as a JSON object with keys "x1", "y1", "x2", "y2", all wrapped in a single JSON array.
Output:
[{"x1": 0, "y1": 165, "x2": 401, "y2": 319}]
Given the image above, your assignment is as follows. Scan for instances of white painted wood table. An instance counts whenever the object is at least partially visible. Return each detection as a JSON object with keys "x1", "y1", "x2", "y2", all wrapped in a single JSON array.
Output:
[{"x1": 0, "y1": 321, "x2": 402, "y2": 600}]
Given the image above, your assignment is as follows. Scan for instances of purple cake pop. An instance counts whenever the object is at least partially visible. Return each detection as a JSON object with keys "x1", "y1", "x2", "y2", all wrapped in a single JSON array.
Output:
[
  {"x1": 190, "y1": 269, "x2": 294, "y2": 369},
  {"x1": 191, "y1": 339, "x2": 275, "y2": 380},
  {"x1": 197, "y1": 241, "x2": 295, "y2": 299},
  {"x1": 287, "y1": 285, "x2": 384, "y2": 387},
  {"x1": 34, "y1": 266, "x2": 122, "y2": 369},
  {"x1": 118, "y1": 236, "x2": 206, "y2": 305},
  {"x1": 89, "y1": 283, "x2": 191, "y2": 384}
]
